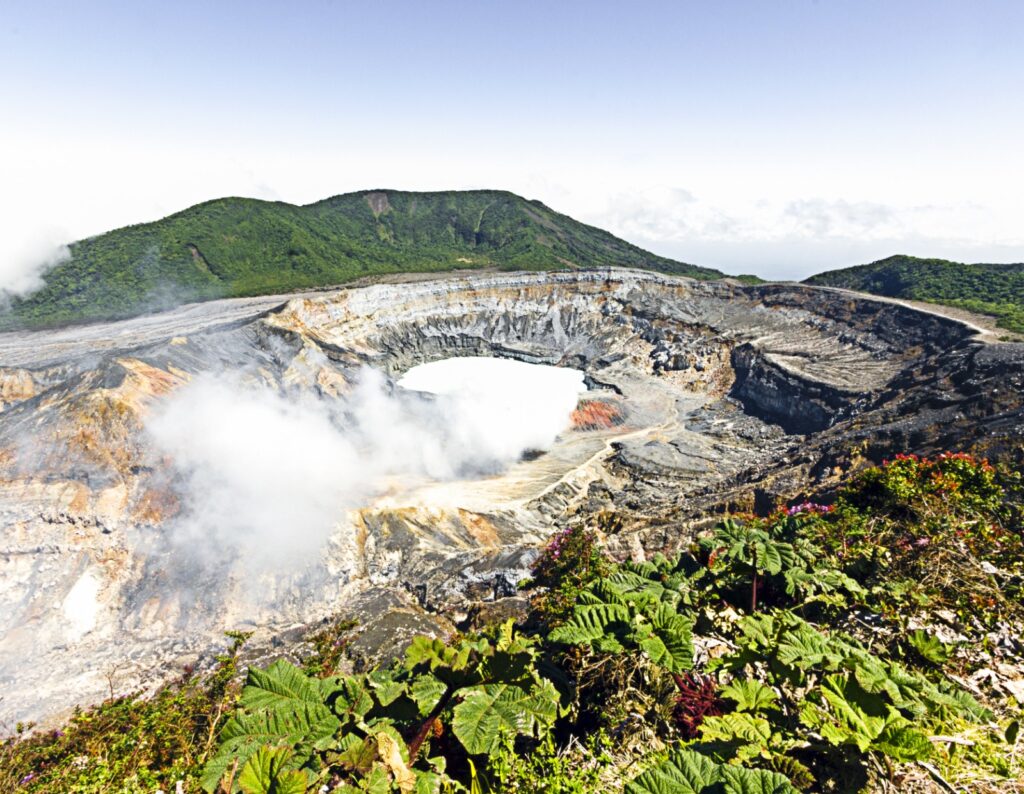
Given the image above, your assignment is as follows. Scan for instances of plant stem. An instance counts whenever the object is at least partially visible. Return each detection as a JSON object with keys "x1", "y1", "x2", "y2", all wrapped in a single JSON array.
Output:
[
  {"x1": 407, "y1": 685, "x2": 456, "y2": 761},
  {"x1": 751, "y1": 547, "x2": 759, "y2": 612}
]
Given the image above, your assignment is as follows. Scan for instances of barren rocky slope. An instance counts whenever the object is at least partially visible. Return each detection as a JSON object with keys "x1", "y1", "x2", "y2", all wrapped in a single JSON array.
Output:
[{"x1": 1, "y1": 269, "x2": 1022, "y2": 727}]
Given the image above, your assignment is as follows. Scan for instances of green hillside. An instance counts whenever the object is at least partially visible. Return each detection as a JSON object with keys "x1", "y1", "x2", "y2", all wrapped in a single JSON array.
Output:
[
  {"x1": 805, "y1": 254, "x2": 1024, "y2": 334},
  {"x1": 0, "y1": 190, "x2": 724, "y2": 330}
]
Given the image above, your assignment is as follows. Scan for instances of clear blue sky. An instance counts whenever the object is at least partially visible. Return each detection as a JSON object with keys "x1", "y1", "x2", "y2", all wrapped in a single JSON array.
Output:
[{"x1": 2, "y1": 0, "x2": 1022, "y2": 282}]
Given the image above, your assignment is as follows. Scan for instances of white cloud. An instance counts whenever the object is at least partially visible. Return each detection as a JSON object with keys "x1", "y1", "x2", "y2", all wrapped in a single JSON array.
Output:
[
  {"x1": 592, "y1": 187, "x2": 1024, "y2": 254},
  {"x1": 0, "y1": 230, "x2": 70, "y2": 298}
]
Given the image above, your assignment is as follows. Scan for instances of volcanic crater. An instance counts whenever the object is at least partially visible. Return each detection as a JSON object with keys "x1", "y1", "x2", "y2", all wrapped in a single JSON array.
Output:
[{"x1": 1, "y1": 269, "x2": 1023, "y2": 726}]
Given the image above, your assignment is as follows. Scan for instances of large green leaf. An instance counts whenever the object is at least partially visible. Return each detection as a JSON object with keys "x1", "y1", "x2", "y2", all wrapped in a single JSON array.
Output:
[
  {"x1": 366, "y1": 670, "x2": 407, "y2": 707},
  {"x1": 548, "y1": 602, "x2": 631, "y2": 645},
  {"x1": 755, "y1": 540, "x2": 785, "y2": 576},
  {"x1": 775, "y1": 625, "x2": 841, "y2": 671},
  {"x1": 202, "y1": 703, "x2": 339, "y2": 792},
  {"x1": 645, "y1": 602, "x2": 695, "y2": 672},
  {"x1": 625, "y1": 748, "x2": 721, "y2": 794},
  {"x1": 626, "y1": 749, "x2": 799, "y2": 794},
  {"x1": 720, "y1": 764, "x2": 800, "y2": 794},
  {"x1": 450, "y1": 680, "x2": 559, "y2": 755},
  {"x1": 242, "y1": 660, "x2": 326, "y2": 711},
  {"x1": 873, "y1": 715, "x2": 933, "y2": 762},
  {"x1": 907, "y1": 630, "x2": 951, "y2": 664},
  {"x1": 721, "y1": 679, "x2": 779, "y2": 713},
  {"x1": 236, "y1": 745, "x2": 310, "y2": 794},
  {"x1": 409, "y1": 674, "x2": 447, "y2": 717},
  {"x1": 699, "y1": 713, "x2": 773, "y2": 747}
]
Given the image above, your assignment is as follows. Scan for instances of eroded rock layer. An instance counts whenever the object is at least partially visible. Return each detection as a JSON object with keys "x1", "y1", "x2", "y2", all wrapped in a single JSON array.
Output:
[{"x1": 1, "y1": 270, "x2": 1022, "y2": 726}]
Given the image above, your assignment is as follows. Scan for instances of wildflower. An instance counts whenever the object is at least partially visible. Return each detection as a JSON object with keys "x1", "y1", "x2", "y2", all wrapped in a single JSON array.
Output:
[{"x1": 786, "y1": 502, "x2": 833, "y2": 516}]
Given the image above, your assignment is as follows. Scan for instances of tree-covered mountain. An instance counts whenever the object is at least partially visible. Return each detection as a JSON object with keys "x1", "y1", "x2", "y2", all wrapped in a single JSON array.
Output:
[
  {"x1": 0, "y1": 190, "x2": 725, "y2": 330},
  {"x1": 805, "y1": 254, "x2": 1024, "y2": 333}
]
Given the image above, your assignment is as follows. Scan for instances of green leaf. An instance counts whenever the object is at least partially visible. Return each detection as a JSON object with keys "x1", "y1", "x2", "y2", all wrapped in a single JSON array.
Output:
[
  {"x1": 450, "y1": 681, "x2": 558, "y2": 755},
  {"x1": 757, "y1": 541, "x2": 784, "y2": 575},
  {"x1": 721, "y1": 679, "x2": 779, "y2": 713},
  {"x1": 720, "y1": 764, "x2": 800, "y2": 794},
  {"x1": 328, "y1": 676, "x2": 376, "y2": 721},
  {"x1": 409, "y1": 674, "x2": 447, "y2": 717},
  {"x1": 625, "y1": 748, "x2": 721, "y2": 794},
  {"x1": 776, "y1": 625, "x2": 841, "y2": 671},
  {"x1": 819, "y1": 674, "x2": 886, "y2": 739},
  {"x1": 236, "y1": 746, "x2": 309, "y2": 794},
  {"x1": 907, "y1": 630, "x2": 951, "y2": 665},
  {"x1": 367, "y1": 670, "x2": 407, "y2": 706},
  {"x1": 873, "y1": 715, "x2": 933, "y2": 762},
  {"x1": 736, "y1": 614, "x2": 777, "y2": 650},
  {"x1": 626, "y1": 749, "x2": 799, "y2": 794},
  {"x1": 645, "y1": 602, "x2": 695, "y2": 673},
  {"x1": 548, "y1": 603, "x2": 631, "y2": 645},
  {"x1": 699, "y1": 713, "x2": 773, "y2": 748},
  {"x1": 242, "y1": 660, "x2": 325, "y2": 711}
]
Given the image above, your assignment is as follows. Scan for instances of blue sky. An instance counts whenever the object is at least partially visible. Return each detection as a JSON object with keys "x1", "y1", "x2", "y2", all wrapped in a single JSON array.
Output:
[{"x1": 2, "y1": 0, "x2": 1022, "y2": 283}]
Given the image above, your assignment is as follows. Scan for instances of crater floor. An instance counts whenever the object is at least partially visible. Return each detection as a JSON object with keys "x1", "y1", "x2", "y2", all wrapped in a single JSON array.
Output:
[{"x1": 2, "y1": 269, "x2": 1023, "y2": 727}]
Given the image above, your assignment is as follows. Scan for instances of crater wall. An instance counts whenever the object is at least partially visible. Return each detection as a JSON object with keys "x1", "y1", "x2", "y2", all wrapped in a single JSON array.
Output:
[{"x1": 0, "y1": 269, "x2": 1020, "y2": 727}]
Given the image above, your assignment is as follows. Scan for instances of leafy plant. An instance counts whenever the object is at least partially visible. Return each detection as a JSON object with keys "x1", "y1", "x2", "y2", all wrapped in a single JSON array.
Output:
[
  {"x1": 202, "y1": 620, "x2": 561, "y2": 792},
  {"x1": 672, "y1": 674, "x2": 727, "y2": 740},
  {"x1": 698, "y1": 515, "x2": 863, "y2": 614},
  {"x1": 549, "y1": 576, "x2": 695, "y2": 674},
  {"x1": 625, "y1": 747, "x2": 799, "y2": 794},
  {"x1": 529, "y1": 525, "x2": 612, "y2": 626},
  {"x1": 701, "y1": 518, "x2": 798, "y2": 612}
]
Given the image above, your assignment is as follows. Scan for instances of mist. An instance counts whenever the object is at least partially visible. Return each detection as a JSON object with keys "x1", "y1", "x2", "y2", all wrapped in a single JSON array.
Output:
[
  {"x1": 144, "y1": 358, "x2": 585, "y2": 572},
  {"x1": 0, "y1": 232, "x2": 70, "y2": 300}
]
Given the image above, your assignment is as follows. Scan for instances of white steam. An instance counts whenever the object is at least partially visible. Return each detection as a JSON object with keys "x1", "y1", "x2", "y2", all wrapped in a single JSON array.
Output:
[
  {"x1": 398, "y1": 357, "x2": 586, "y2": 463},
  {"x1": 0, "y1": 230, "x2": 71, "y2": 299},
  {"x1": 146, "y1": 359, "x2": 585, "y2": 571}
]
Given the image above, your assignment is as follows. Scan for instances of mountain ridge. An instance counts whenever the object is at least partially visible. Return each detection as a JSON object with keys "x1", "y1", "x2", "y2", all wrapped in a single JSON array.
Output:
[
  {"x1": 0, "y1": 189, "x2": 726, "y2": 331},
  {"x1": 804, "y1": 253, "x2": 1024, "y2": 334}
]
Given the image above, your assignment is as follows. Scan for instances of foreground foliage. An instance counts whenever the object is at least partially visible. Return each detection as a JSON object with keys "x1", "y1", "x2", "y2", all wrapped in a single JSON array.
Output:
[{"x1": 3, "y1": 452, "x2": 1022, "y2": 792}]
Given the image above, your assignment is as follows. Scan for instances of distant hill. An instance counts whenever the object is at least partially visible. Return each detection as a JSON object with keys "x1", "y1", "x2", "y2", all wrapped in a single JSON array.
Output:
[
  {"x1": 805, "y1": 254, "x2": 1024, "y2": 334},
  {"x1": 0, "y1": 189, "x2": 725, "y2": 330}
]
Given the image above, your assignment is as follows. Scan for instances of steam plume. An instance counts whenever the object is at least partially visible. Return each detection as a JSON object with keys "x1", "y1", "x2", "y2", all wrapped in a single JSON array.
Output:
[{"x1": 145, "y1": 359, "x2": 585, "y2": 572}]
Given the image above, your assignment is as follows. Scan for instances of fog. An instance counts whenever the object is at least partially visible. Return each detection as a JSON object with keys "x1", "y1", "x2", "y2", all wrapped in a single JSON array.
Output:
[
  {"x1": 0, "y1": 233, "x2": 70, "y2": 300},
  {"x1": 145, "y1": 358, "x2": 585, "y2": 571}
]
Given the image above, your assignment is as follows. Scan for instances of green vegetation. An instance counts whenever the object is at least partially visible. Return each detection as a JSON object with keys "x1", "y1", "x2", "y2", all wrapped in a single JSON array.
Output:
[
  {"x1": 804, "y1": 254, "x2": 1024, "y2": 334},
  {"x1": 4, "y1": 453, "x2": 1022, "y2": 792},
  {"x1": 0, "y1": 190, "x2": 723, "y2": 330}
]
